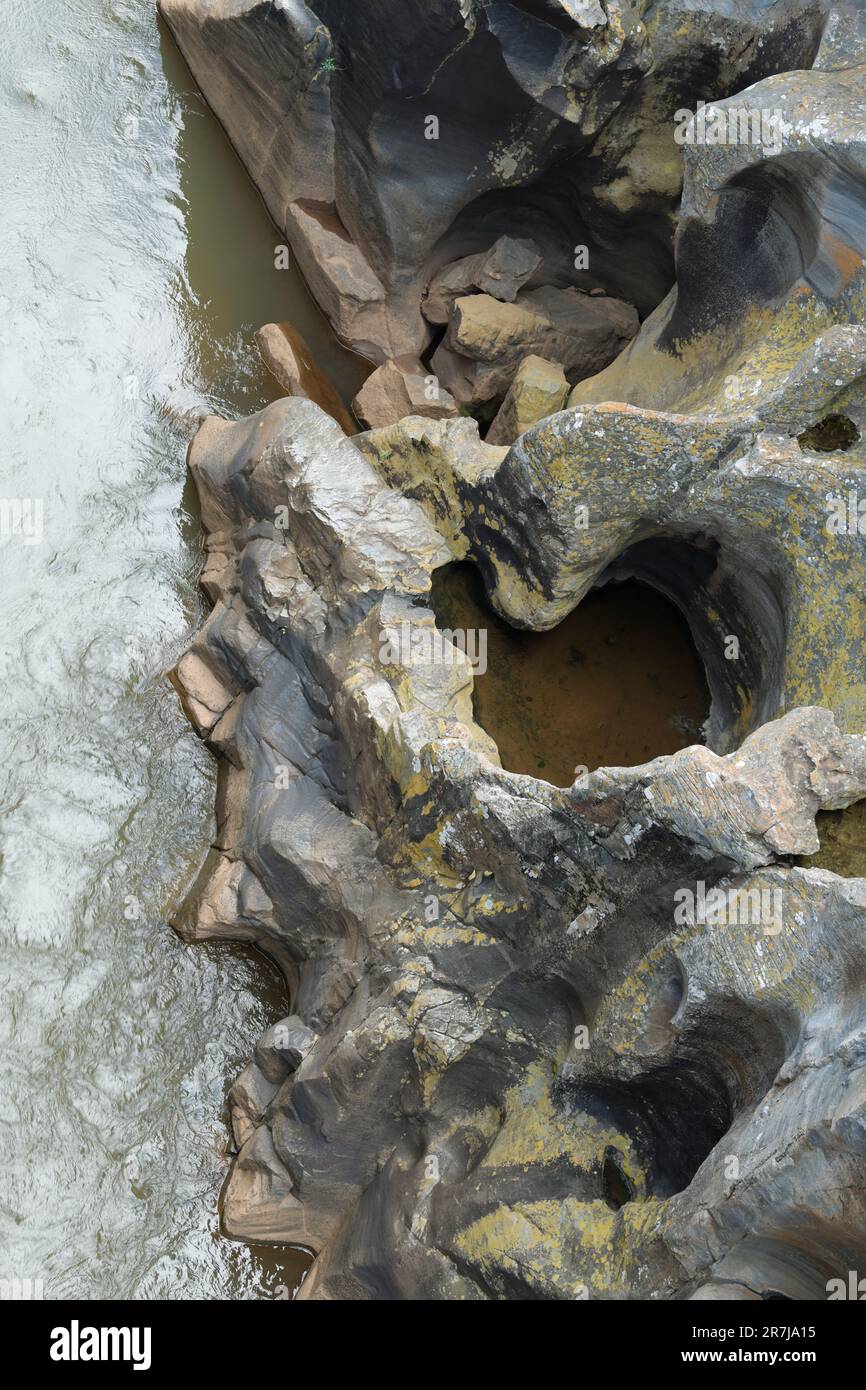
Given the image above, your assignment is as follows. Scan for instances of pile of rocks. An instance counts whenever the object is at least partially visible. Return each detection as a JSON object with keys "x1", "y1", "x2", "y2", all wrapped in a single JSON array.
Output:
[{"x1": 161, "y1": 0, "x2": 852, "y2": 430}]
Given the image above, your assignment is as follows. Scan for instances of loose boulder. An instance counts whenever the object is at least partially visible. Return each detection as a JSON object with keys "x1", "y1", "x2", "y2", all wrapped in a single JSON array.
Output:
[
  {"x1": 433, "y1": 286, "x2": 638, "y2": 403},
  {"x1": 486, "y1": 354, "x2": 569, "y2": 444},
  {"x1": 422, "y1": 236, "x2": 543, "y2": 326},
  {"x1": 352, "y1": 357, "x2": 460, "y2": 429},
  {"x1": 256, "y1": 321, "x2": 357, "y2": 434}
]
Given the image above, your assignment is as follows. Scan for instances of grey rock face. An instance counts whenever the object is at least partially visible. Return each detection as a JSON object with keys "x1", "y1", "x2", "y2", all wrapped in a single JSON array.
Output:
[
  {"x1": 571, "y1": 61, "x2": 866, "y2": 420},
  {"x1": 166, "y1": 0, "x2": 866, "y2": 1302},
  {"x1": 172, "y1": 381, "x2": 866, "y2": 1298}
]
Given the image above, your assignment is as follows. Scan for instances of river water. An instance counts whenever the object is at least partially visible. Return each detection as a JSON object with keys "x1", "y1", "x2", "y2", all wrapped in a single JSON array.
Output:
[{"x1": 0, "y1": 0, "x2": 364, "y2": 1300}]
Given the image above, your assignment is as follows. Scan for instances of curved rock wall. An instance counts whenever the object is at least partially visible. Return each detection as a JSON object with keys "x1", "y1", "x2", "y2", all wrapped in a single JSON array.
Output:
[
  {"x1": 165, "y1": 0, "x2": 866, "y2": 1300},
  {"x1": 171, "y1": 381, "x2": 866, "y2": 1297},
  {"x1": 159, "y1": 0, "x2": 837, "y2": 360}
]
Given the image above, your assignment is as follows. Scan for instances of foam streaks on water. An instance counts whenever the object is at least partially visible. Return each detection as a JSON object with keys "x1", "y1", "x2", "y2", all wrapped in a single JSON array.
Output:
[{"x1": 0, "y1": 0, "x2": 361, "y2": 1299}]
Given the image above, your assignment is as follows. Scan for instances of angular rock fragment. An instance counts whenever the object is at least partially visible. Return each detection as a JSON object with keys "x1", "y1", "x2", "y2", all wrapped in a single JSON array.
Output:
[
  {"x1": 433, "y1": 286, "x2": 638, "y2": 404},
  {"x1": 256, "y1": 321, "x2": 357, "y2": 434},
  {"x1": 422, "y1": 236, "x2": 542, "y2": 326},
  {"x1": 486, "y1": 354, "x2": 569, "y2": 445},
  {"x1": 352, "y1": 357, "x2": 459, "y2": 430},
  {"x1": 254, "y1": 1015, "x2": 318, "y2": 1083},
  {"x1": 284, "y1": 199, "x2": 400, "y2": 361}
]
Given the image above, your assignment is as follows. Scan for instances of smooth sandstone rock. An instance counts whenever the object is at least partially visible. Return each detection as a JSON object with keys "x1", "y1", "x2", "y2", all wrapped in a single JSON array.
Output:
[
  {"x1": 352, "y1": 358, "x2": 459, "y2": 430},
  {"x1": 173, "y1": 367, "x2": 866, "y2": 1301},
  {"x1": 570, "y1": 65, "x2": 866, "y2": 424},
  {"x1": 256, "y1": 321, "x2": 357, "y2": 434}
]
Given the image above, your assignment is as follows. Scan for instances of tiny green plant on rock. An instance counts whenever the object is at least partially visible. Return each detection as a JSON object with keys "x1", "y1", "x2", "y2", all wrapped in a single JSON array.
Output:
[{"x1": 314, "y1": 56, "x2": 340, "y2": 82}]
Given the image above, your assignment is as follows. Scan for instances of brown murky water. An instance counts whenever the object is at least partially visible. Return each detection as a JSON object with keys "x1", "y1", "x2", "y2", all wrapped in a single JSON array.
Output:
[{"x1": 431, "y1": 564, "x2": 710, "y2": 786}]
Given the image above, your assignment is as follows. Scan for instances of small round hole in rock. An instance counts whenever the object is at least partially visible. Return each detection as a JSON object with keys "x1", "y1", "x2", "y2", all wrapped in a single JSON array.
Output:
[
  {"x1": 429, "y1": 562, "x2": 709, "y2": 787},
  {"x1": 797, "y1": 414, "x2": 860, "y2": 452}
]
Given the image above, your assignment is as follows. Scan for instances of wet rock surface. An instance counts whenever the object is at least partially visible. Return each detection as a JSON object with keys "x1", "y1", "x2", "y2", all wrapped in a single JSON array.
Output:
[{"x1": 164, "y1": 0, "x2": 866, "y2": 1300}]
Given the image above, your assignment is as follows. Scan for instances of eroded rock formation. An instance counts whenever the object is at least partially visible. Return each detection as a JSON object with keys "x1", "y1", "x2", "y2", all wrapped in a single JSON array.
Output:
[
  {"x1": 160, "y1": 0, "x2": 851, "y2": 417},
  {"x1": 165, "y1": 0, "x2": 866, "y2": 1300}
]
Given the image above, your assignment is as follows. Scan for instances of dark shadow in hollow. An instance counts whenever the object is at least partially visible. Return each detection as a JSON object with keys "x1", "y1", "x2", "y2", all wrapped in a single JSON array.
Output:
[
  {"x1": 798, "y1": 414, "x2": 860, "y2": 453},
  {"x1": 797, "y1": 799, "x2": 866, "y2": 878},
  {"x1": 660, "y1": 156, "x2": 824, "y2": 350},
  {"x1": 599, "y1": 532, "x2": 786, "y2": 754},
  {"x1": 561, "y1": 999, "x2": 790, "y2": 1199}
]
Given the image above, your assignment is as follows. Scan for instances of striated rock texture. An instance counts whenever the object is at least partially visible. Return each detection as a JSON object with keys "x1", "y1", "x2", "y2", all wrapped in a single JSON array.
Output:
[
  {"x1": 166, "y1": 1, "x2": 866, "y2": 1301},
  {"x1": 570, "y1": 61, "x2": 866, "y2": 420}
]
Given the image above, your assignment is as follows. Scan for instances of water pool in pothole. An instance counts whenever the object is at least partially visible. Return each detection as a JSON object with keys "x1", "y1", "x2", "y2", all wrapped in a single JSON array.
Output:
[{"x1": 430, "y1": 563, "x2": 710, "y2": 787}]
